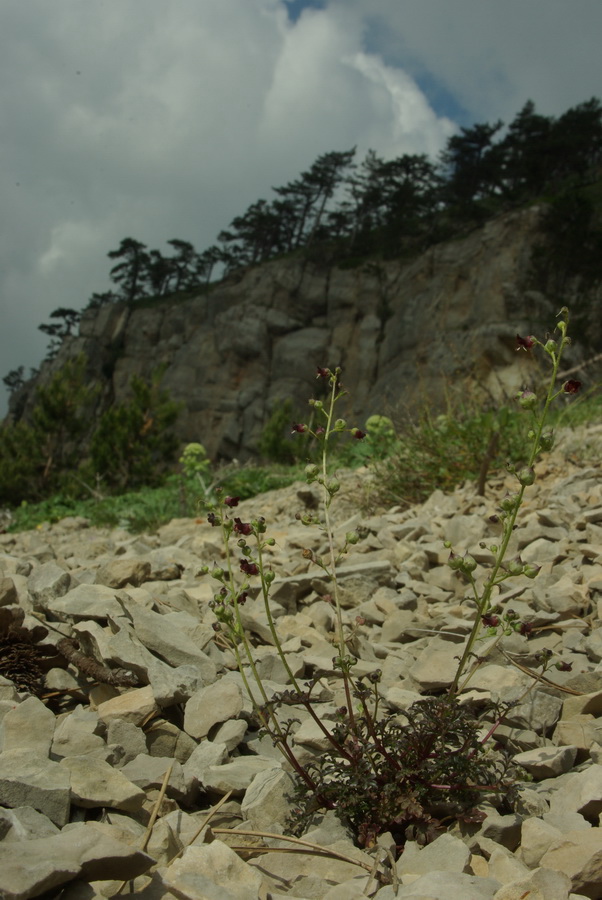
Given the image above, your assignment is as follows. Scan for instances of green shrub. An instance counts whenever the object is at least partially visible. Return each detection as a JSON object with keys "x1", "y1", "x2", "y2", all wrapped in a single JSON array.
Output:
[
  {"x1": 87, "y1": 370, "x2": 181, "y2": 491},
  {"x1": 0, "y1": 356, "x2": 97, "y2": 504},
  {"x1": 258, "y1": 399, "x2": 301, "y2": 464},
  {"x1": 369, "y1": 402, "x2": 530, "y2": 509}
]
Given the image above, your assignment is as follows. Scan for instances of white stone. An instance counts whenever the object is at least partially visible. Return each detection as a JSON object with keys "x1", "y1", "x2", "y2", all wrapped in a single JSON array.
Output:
[
  {"x1": 161, "y1": 840, "x2": 264, "y2": 900},
  {"x1": 183, "y1": 680, "x2": 243, "y2": 740}
]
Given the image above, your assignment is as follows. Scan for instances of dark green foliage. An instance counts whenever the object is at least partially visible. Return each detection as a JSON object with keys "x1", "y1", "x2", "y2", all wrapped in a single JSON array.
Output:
[
  {"x1": 38, "y1": 308, "x2": 81, "y2": 360},
  {"x1": 0, "y1": 356, "x2": 98, "y2": 503},
  {"x1": 0, "y1": 359, "x2": 182, "y2": 507},
  {"x1": 531, "y1": 190, "x2": 602, "y2": 349},
  {"x1": 369, "y1": 404, "x2": 530, "y2": 509},
  {"x1": 108, "y1": 237, "x2": 152, "y2": 303},
  {"x1": 217, "y1": 462, "x2": 304, "y2": 501},
  {"x1": 258, "y1": 400, "x2": 300, "y2": 464},
  {"x1": 88, "y1": 372, "x2": 181, "y2": 490},
  {"x1": 0, "y1": 420, "x2": 46, "y2": 506},
  {"x1": 287, "y1": 688, "x2": 513, "y2": 848},
  {"x1": 2, "y1": 367, "x2": 26, "y2": 394}
]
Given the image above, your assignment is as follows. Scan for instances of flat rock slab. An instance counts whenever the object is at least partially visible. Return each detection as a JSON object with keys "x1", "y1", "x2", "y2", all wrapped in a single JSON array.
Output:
[
  {"x1": 59, "y1": 755, "x2": 146, "y2": 811},
  {"x1": 0, "y1": 822, "x2": 153, "y2": 899},
  {"x1": 0, "y1": 750, "x2": 71, "y2": 827}
]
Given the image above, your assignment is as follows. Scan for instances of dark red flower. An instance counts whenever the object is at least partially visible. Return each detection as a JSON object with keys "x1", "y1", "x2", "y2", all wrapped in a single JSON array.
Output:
[
  {"x1": 516, "y1": 334, "x2": 536, "y2": 351},
  {"x1": 555, "y1": 660, "x2": 573, "y2": 672},
  {"x1": 316, "y1": 366, "x2": 330, "y2": 379},
  {"x1": 234, "y1": 517, "x2": 252, "y2": 536},
  {"x1": 224, "y1": 496, "x2": 240, "y2": 508},
  {"x1": 239, "y1": 558, "x2": 259, "y2": 576},
  {"x1": 236, "y1": 591, "x2": 249, "y2": 605},
  {"x1": 315, "y1": 425, "x2": 325, "y2": 435},
  {"x1": 291, "y1": 423, "x2": 308, "y2": 433},
  {"x1": 519, "y1": 621, "x2": 533, "y2": 636},
  {"x1": 207, "y1": 512, "x2": 220, "y2": 527},
  {"x1": 562, "y1": 379, "x2": 581, "y2": 394},
  {"x1": 351, "y1": 428, "x2": 366, "y2": 440},
  {"x1": 482, "y1": 614, "x2": 500, "y2": 627}
]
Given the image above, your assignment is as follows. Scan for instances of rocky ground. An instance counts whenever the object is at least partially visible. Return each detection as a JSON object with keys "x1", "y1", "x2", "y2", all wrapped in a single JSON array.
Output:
[{"x1": 0, "y1": 424, "x2": 601, "y2": 900}]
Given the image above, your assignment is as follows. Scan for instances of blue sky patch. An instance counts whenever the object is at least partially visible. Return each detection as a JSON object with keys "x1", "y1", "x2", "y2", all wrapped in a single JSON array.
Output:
[{"x1": 284, "y1": 0, "x2": 326, "y2": 24}]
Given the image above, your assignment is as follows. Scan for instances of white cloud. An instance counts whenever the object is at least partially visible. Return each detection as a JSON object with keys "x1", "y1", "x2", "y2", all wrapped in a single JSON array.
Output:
[
  {"x1": 2, "y1": 0, "x2": 600, "y2": 417},
  {"x1": 333, "y1": 0, "x2": 602, "y2": 121}
]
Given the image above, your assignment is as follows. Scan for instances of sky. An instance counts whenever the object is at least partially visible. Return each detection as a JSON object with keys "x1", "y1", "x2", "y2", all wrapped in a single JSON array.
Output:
[{"x1": 2, "y1": 0, "x2": 602, "y2": 417}]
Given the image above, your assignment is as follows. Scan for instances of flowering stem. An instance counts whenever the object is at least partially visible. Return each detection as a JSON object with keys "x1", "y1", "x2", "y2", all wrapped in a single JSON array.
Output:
[
  {"x1": 449, "y1": 310, "x2": 571, "y2": 696},
  {"x1": 318, "y1": 374, "x2": 357, "y2": 731}
]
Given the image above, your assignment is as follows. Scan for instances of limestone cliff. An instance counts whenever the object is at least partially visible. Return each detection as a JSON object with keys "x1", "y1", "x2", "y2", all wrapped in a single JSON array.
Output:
[{"x1": 8, "y1": 206, "x2": 588, "y2": 460}]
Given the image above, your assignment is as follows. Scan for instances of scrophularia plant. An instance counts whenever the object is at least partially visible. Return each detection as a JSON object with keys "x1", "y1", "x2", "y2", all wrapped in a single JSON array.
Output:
[
  {"x1": 199, "y1": 308, "x2": 580, "y2": 852},
  {"x1": 446, "y1": 306, "x2": 580, "y2": 694}
]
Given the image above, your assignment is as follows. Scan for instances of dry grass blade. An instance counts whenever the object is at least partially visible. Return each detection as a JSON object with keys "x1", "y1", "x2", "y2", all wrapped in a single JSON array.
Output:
[
  {"x1": 112, "y1": 761, "x2": 174, "y2": 896},
  {"x1": 167, "y1": 789, "x2": 234, "y2": 864},
  {"x1": 212, "y1": 828, "x2": 374, "y2": 873},
  {"x1": 500, "y1": 648, "x2": 584, "y2": 694}
]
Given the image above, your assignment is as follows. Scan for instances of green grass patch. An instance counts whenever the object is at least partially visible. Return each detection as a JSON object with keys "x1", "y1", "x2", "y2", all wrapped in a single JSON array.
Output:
[{"x1": 6, "y1": 463, "x2": 307, "y2": 535}]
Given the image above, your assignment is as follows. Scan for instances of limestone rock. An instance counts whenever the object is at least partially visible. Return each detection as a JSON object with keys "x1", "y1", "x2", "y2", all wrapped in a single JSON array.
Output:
[
  {"x1": 59, "y1": 755, "x2": 146, "y2": 811},
  {"x1": 95, "y1": 558, "x2": 151, "y2": 588},
  {"x1": 396, "y1": 833, "x2": 472, "y2": 878},
  {"x1": 0, "y1": 749, "x2": 71, "y2": 826},
  {"x1": 378, "y1": 871, "x2": 501, "y2": 899},
  {"x1": 202, "y1": 755, "x2": 281, "y2": 797},
  {"x1": 28, "y1": 561, "x2": 72, "y2": 608},
  {"x1": 540, "y1": 828, "x2": 602, "y2": 898},
  {"x1": 0, "y1": 822, "x2": 153, "y2": 899},
  {"x1": 548, "y1": 765, "x2": 602, "y2": 821},
  {"x1": 0, "y1": 695, "x2": 56, "y2": 756},
  {"x1": 46, "y1": 583, "x2": 123, "y2": 621},
  {"x1": 161, "y1": 840, "x2": 264, "y2": 900},
  {"x1": 183, "y1": 680, "x2": 243, "y2": 740},
  {"x1": 514, "y1": 745, "x2": 578, "y2": 780},
  {"x1": 240, "y1": 767, "x2": 297, "y2": 831},
  {"x1": 96, "y1": 685, "x2": 159, "y2": 727},
  {"x1": 492, "y1": 866, "x2": 572, "y2": 900},
  {"x1": 0, "y1": 805, "x2": 60, "y2": 842}
]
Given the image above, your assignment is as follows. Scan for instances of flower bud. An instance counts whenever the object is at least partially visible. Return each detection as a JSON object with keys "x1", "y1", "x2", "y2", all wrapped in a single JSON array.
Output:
[
  {"x1": 540, "y1": 430, "x2": 554, "y2": 451},
  {"x1": 544, "y1": 339, "x2": 558, "y2": 354},
  {"x1": 506, "y1": 556, "x2": 524, "y2": 576},
  {"x1": 345, "y1": 531, "x2": 359, "y2": 545},
  {"x1": 334, "y1": 418, "x2": 347, "y2": 431},
  {"x1": 462, "y1": 553, "x2": 477, "y2": 573},
  {"x1": 447, "y1": 550, "x2": 464, "y2": 571},
  {"x1": 326, "y1": 479, "x2": 340, "y2": 494},
  {"x1": 523, "y1": 563, "x2": 541, "y2": 579},
  {"x1": 264, "y1": 570, "x2": 275, "y2": 584},
  {"x1": 211, "y1": 567, "x2": 224, "y2": 580},
  {"x1": 500, "y1": 493, "x2": 520, "y2": 512},
  {"x1": 517, "y1": 390, "x2": 537, "y2": 410},
  {"x1": 517, "y1": 466, "x2": 535, "y2": 486}
]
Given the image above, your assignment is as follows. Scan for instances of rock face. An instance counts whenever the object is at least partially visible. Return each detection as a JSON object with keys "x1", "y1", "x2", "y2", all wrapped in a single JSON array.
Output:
[{"x1": 8, "y1": 206, "x2": 585, "y2": 459}]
